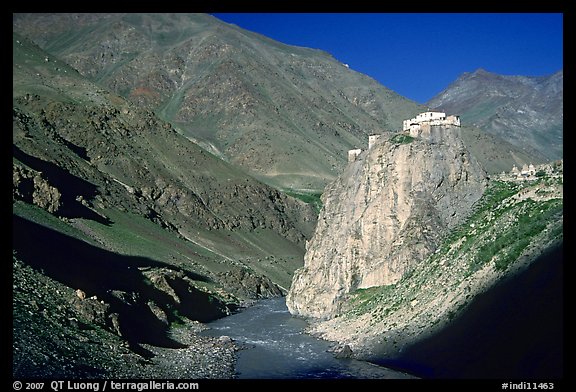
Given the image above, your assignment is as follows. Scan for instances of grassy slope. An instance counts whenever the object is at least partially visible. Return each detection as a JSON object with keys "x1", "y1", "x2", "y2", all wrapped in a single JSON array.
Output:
[{"x1": 349, "y1": 175, "x2": 562, "y2": 317}]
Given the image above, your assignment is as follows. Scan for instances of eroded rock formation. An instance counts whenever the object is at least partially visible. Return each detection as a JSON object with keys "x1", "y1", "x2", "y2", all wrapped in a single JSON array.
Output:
[{"x1": 287, "y1": 127, "x2": 487, "y2": 318}]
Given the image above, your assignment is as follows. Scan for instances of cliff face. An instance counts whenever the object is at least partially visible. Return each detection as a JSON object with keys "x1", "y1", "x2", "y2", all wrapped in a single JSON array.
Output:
[
  {"x1": 294, "y1": 163, "x2": 562, "y2": 375},
  {"x1": 287, "y1": 127, "x2": 487, "y2": 319}
]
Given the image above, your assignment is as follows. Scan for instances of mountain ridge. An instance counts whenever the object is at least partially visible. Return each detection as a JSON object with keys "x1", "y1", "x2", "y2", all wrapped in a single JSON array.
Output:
[
  {"x1": 13, "y1": 14, "x2": 551, "y2": 186},
  {"x1": 427, "y1": 68, "x2": 563, "y2": 161},
  {"x1": 13, "y1": 12, "x2": 426, "y2": 191}
]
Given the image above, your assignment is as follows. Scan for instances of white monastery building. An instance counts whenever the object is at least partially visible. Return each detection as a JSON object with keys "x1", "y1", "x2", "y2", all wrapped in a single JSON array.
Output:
[
  {"x1": 347, "y1": 111, "x2": 461, "y2": 163},
  {"x1": 403, "y1": 111, "x2": 460, "y2": 137},
  {"x1": 368, "y1": 135, "x2": 381, "y2": 149}
]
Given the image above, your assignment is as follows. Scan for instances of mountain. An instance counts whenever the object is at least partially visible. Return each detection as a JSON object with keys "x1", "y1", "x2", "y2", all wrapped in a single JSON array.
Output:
[
  {"x1": 13, "y1": 13, "x2": 562, "y2": 378},
  {"x1": 12, "y1": 14, "x2": 549, "y2": 185},
  {"x1": 427, "y1": 68, "x2": 563, "y2": 161},
  {"x1": 286, "y1": 125, "x2": 563, "y2": 378},
  {"x1": 13, "y1": 13, "x2": 425, "y2": 192},
  {"x1": 12, "y1": 32, "x2": 316, "y2": 377}
]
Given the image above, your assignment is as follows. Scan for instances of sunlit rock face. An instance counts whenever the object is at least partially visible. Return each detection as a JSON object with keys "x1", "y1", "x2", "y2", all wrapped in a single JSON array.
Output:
[{"x1": 287, "y1": 126, "x2": 487, "y2": 319}]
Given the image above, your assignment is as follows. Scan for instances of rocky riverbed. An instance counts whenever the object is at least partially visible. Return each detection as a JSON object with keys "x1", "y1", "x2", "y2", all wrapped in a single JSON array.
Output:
[
  {"x1": 13, "y1": 256, "x2": 239, "y2": 379},
  {"x1": 135, "y1": 323, "x2": 239, "y2": 379}
]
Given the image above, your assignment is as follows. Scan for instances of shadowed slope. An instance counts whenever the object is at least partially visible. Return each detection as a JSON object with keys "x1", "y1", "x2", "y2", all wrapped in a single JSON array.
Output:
[
  {"x1": 375, "y1": 244, "x2": 563, "y2": 379},
  {"x1": 13, "y1": 215, "x2": 231, "y2": 347}
]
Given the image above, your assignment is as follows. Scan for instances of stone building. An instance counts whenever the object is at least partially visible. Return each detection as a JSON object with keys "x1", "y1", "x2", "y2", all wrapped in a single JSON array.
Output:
[
  {"x1": 403, "y1": 111, "x2": 461, "y2": 137},
  {"x1": 509, "y1": 163, "x2": 537, "y2": 180},
  {"x1": 348, "y1": 149, "x2": 362, "y2": 162},
  {"x1": 368, "y1": 135, "x2": 381, "y2": 149}
]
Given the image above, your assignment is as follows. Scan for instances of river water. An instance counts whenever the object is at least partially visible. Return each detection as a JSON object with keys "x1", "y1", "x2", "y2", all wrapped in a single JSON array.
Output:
[{"x1": 202, "y1": 297, "x2": 416, "y2": 379}]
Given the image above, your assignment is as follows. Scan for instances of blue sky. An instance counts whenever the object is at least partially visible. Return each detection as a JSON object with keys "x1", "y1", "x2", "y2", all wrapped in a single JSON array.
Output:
[{"x1": 212, "y1": 13, "x2": 563, "y2": 103}]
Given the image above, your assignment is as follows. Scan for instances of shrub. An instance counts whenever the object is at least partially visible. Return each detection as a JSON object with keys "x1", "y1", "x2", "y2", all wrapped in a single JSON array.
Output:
[
  {"x1": 390, "y1": 134, "x2": 415, "y2": 144},
  {"x1": 284, "y1": 190, "x2": 323, "y2": 213}
]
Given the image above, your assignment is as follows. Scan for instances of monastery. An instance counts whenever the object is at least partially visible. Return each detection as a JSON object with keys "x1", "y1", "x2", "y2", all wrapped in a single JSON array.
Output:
[
  {"x1": 347, "y1": 111, "x2": 461, "y2": 162},
  {"x1": 403, "y1": 111, "x2": 460, "y2": 137}
]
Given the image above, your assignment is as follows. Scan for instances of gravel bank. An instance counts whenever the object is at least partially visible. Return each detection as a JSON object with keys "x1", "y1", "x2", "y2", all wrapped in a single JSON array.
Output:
[{"x1": 13, "y1": 256, "x2": 239, "y2": 379}]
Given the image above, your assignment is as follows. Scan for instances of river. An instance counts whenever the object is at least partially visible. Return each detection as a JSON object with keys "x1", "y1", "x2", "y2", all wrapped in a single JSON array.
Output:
[{"x1": 202, "y1": 297, "x2": 416, "y2": 379}]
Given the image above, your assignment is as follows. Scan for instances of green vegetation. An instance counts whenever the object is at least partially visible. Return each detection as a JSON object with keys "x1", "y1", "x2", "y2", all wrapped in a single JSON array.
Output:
[
  {"x1": 491, "y1": 199, "x2": 562, "y2": 271},
  {"x1": 14, "y1": 200, "x2": 218, "y2": 279},
  {"x1": 390, "y1": 134, "x2": 415, "y2": 145},
  {"x1": 12, "y1": 200, "x2": 97, "y2": 245},
  {"x1": 81, "y1": 209, "x2": 186, "y2": 261},
  {"x1": 284, "y1": 190, "x2": 323, "y2": 213},
  {"x1": 169, "y1": 309, "x2": 188, "y2": 328},
  {"x1": 475, "y1": 180, "x2": 519, "y2": 213},
  {"x1": 349, "y1": 284, "x2": 396, "y2": 315},
  {"x1": 440, "y1": 180, "x2": 519, "y2": 259},
  {"x1": 467, "y1": 187, "x2": 562, "y2": 273}
]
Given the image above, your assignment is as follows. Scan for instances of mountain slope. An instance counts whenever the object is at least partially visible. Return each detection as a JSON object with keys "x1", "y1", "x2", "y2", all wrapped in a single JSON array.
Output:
[
  {"x1": 458, "y1": 124, "x2": 546, "y2": 175},
  {"x1": 13, "y1": 12, "x2": 425, "y2": 191},
  {"x1": 12, "y1": 15, "x2": 562, "y2": 378},
  {"x1": 13, "y1": 32, "x2": 317, "y2": 377},
  {"x1": 427, "y1": 68, "x2": 563, "y2": 161},
  {"x1": 13, "y1": 32, "x2": 316, "y2": 286}
]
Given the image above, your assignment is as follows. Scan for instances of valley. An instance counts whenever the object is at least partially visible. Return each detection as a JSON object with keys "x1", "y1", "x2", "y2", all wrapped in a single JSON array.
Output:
[{"x1": 12, "y1": 13, "x2": 562, "y2": 380}]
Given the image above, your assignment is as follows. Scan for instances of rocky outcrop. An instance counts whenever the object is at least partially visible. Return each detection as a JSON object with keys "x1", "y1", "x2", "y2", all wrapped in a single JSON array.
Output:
[
  {"x1": 141, "y1": 268, "x2": 236, "y2": 322},
  {"x1": 287, "y1": 126, "x2": 487, "y2": 319},
  {"x1": 216, "y1": 266, "x2": 284, "y2": 300},
  {"x1": 13, "y1": 255, "x2": 239, "y2": 378},
  {"x1": 298, "y1": 166, "x2": 562, "y2": 375},
  {"x1": 13, "y1": 163, "x2": 62, "y2": 213}
]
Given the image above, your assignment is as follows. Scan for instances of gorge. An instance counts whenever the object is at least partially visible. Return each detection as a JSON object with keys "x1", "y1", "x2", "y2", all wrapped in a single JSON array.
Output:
[{"x1": 12, "y1": 13, "x2": 563, "y2": 380}]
